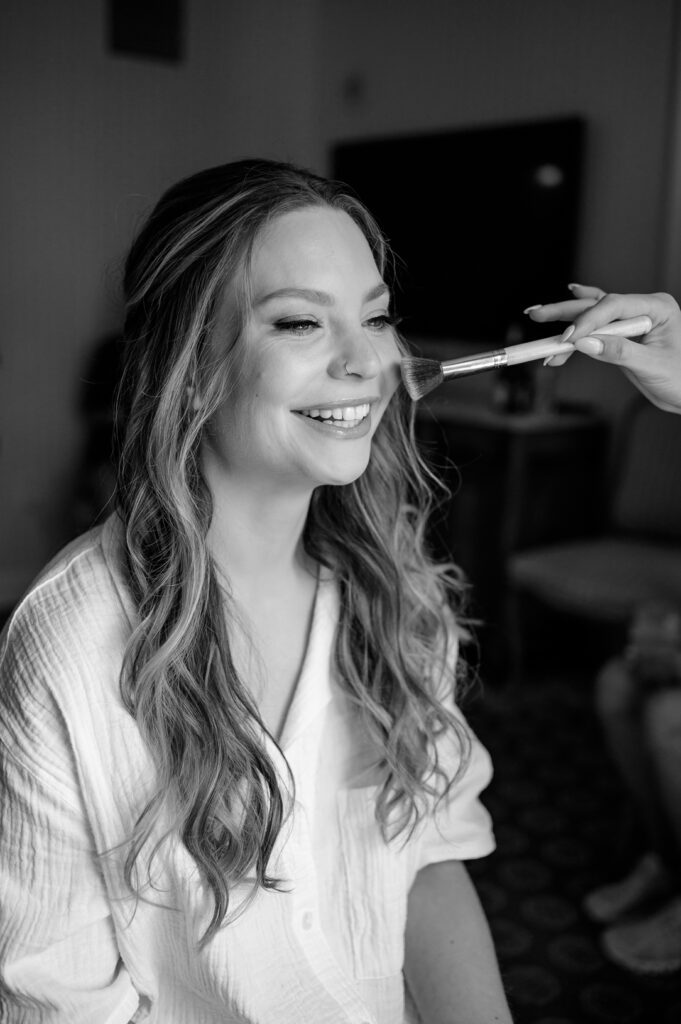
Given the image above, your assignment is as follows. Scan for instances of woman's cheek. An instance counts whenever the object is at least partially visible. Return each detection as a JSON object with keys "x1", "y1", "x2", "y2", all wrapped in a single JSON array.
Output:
[{"x1": 384, "y1": 352, "x2": 402, "y2": 397}]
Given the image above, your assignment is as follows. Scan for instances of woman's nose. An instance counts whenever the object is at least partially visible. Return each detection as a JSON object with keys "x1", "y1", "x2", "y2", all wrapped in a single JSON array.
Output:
[{"x1": 328, "y1": 330, "x2": 381, "y2": 380}]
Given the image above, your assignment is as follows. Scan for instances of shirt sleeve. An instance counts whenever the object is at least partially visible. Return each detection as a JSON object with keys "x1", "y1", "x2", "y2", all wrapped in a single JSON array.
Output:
[
  {"x1": 0, "y1": 606, "x2": 140, "y2": 1023},
  {"x1": 415, "y1": 718, "x2": 495, "y2": 870},
  {"x1": 414, "y1": 624, "x2": 495, "y2": 871}
]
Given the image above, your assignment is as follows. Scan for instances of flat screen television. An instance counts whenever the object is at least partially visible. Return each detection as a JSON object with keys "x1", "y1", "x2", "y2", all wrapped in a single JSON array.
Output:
[{"x1": 333, "y1": 117, "x2": 584, "y2": 344}]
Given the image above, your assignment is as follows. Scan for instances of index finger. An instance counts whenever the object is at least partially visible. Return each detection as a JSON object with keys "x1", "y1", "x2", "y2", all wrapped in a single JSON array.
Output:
[
  {"x1": 527, "y1": 297, "x2": 596, "y2": 323},
  {"x1": 572, "y1": 293, "x2": 663, "y2": 340}
]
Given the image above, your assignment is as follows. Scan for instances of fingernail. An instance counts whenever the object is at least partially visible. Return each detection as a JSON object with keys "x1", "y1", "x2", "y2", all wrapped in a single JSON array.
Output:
[
  {"x1": 543, "y1": 356, "x2": 552, "y2": 366},
  {"x1": 523, "y1": 304, "x2": 542, "y2": 314},
  {"x1": 561, "y1": 325, "x2": 575, "y2": 342},
  {"x1": 575, "y1": 337, "x2": 604, "y2": 356},
  {"x1": 567, "y1": 283, "x2": 582, "y2": 291}
]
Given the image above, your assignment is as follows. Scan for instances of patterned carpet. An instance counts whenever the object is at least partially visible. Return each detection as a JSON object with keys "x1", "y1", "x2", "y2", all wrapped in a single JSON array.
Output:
[{"x1": 465, "y1": 676, "x2": 681, "y2": 1024}]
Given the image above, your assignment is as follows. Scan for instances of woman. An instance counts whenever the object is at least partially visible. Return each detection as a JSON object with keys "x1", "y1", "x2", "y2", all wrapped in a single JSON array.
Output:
[
  {"x1": 526, "y1": 283, "x2": 681, "y2": 973},
  {"x1": 0, "y1": 160, "x2": 512, "y2": 1023}
]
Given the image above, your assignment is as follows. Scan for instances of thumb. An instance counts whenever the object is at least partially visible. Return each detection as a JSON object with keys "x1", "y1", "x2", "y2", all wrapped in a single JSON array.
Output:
[{"x1": 573, "y1": 334, "x2": 644, "y2": 368}]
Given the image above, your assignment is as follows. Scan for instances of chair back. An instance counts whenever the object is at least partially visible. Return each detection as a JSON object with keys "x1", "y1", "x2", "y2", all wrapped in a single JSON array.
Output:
[{"x1": 611, "y1": 398, "x2": 681, "y2": 541}]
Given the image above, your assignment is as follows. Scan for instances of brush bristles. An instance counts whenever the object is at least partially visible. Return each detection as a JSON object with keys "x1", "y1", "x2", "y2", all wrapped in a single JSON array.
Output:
[{"x1": 400, "y1": 357, "x2": 444, "y2": 401}]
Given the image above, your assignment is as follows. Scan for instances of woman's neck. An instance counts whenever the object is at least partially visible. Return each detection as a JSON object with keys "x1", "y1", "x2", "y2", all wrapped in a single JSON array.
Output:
[
  {"x1": 203, "y1": 467, "x2": 321, "y2": 739},
  {"x1": 206, "y1": 473, "x2": 315, "y2": 599}
]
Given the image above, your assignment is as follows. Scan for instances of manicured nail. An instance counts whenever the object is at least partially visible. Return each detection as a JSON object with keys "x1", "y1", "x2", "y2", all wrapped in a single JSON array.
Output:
[
  {"x1": 523, "y1": 304, "x2": 542, "y2": 314},
  {"x1": 561, "y1": 325, "x2": 575, "y2": 342},
  {"x1": 575, "y1": 337, "x2": 604, "y2": 356}
]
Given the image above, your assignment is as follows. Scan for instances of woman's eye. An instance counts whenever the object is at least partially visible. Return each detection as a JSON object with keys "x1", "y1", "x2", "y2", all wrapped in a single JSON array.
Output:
[
  {"x1": 365, "y1": 313, "x2": 402, "y2": 331},
  {"x1": 274, "y1": 318, "x2": 320, "y2": 335}
]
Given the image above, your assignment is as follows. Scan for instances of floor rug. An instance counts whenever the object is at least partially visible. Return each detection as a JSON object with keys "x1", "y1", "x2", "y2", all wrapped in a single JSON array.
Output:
[{"x1": 465, "y1": 676, "x2": 681, "y2": 1024}]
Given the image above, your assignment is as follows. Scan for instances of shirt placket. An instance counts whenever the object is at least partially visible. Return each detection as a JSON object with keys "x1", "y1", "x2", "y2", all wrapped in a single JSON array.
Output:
[
  {"x1": 275, "y1": 582, "x2": 379, "y2": 1024},
  {"x1": 282, "y1": 736, "x2": 378, "y2": 1024}
]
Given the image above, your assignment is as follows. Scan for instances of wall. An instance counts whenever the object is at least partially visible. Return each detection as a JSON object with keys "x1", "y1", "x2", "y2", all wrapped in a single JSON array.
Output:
[
  {"x1": 0, "y1": 0, "x2": 321, "y2": 603},
  {"x1": 317, "y1": 0, "x2": 678, "y2": 420},
  {"x1": 660, "y1": 1, "x2": 681, "y2": 296},
  {"x1": 2, "y1": 0, "x2": 679, "y2": 603}
]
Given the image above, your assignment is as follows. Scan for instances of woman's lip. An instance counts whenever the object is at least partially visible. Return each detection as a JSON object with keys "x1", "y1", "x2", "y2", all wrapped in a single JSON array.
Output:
[
  {"x1": 292, "y1": 410, "x2": 373, "y2": 439},
  {"x1": 292, "y1": 396, "x2": 379, "y2": 413}
]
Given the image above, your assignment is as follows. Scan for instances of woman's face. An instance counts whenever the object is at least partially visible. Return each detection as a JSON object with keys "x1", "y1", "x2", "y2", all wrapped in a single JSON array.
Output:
[{"x1": 203, "y1": 206, "x2": 401, "y2": 495}]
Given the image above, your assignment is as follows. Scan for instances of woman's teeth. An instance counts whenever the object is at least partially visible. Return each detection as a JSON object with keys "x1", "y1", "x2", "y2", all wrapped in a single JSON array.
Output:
[{"x1": 299, "y1": 403, "x2": 370, "y2": 427}]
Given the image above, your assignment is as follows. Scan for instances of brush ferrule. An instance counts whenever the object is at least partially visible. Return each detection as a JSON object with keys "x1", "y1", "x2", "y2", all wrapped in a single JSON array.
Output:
[{"x1": 441, "y1": 350, "x2": 508, "y2": 379}]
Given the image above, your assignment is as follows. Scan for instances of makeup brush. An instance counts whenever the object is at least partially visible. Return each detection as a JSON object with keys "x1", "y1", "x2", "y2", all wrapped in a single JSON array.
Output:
[{"x1": 401, "y1": 315, "x2": 653, "y2": 401}]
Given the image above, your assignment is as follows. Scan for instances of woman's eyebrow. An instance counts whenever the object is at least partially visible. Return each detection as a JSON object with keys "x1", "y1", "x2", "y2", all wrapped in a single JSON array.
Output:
[{"x1": 255, "y1": 283, "x2": 390, "y2": 307}]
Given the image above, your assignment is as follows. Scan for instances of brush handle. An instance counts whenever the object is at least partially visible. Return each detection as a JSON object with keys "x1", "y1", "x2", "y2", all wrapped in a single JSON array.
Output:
[
  {"x1": 503, "y1": 315, "x2": 653, "y2": 366},
  {"x1": 437, "y1": 315, "x2": 653, "y2": 381}
]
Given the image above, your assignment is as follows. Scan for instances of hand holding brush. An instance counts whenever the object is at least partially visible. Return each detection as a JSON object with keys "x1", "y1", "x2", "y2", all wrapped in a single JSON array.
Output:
[
  {"x1": 400, "y1": 315, "x2": 653, "y2": 401},
  {"x1": 527, "y1": 284, "x2": 681, "y2": 414}
]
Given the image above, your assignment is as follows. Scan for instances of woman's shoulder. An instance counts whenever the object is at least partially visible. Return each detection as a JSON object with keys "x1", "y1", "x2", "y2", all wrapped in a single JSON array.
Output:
[
  {"x1": 0, "y1": 517, "x2": 148, "y2": 814},
  {"x1": 0, "y1": 514, "x2": 134, "y2": 684}
]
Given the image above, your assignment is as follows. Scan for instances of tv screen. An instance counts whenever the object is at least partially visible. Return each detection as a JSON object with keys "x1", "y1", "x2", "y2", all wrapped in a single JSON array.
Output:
[{"x1": 333, "y1": 117, "x2": 584, "y2": 344}]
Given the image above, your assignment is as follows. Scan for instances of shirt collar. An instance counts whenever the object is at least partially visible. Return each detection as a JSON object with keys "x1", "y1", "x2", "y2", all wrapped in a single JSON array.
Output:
[
  {"x1": 100, "y1": 512, "x2": 136, "y2": 625},
  {"x1": 278, "y1": 575, "x2": 338, "y2": 751},
  {"x1": 102, "y1": 510, "x2": 338, "y2": 712},
  {"x1": 101, "y1": 512, "x2": 339, "y2": 751}
]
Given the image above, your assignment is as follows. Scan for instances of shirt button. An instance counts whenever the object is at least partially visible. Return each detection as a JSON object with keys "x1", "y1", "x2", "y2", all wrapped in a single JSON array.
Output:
[{"x1": 301, "y1": 910, "x2": 314, "y2": 930}]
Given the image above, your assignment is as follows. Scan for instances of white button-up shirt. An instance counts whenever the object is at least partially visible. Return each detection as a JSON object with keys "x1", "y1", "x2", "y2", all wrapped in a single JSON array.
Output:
[{"x1": 0, "y1": 517, "x2": 494, "y2": 1023}]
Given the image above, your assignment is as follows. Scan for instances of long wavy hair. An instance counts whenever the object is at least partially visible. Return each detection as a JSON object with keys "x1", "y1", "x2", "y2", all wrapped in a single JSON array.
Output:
[{"x1": 115, "y1": 158, "x2": 472, "y2": 946}]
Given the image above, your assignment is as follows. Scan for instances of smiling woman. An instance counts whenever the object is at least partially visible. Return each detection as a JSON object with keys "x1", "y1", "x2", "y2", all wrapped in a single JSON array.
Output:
[
  {"x1": 0, "y1": 159, "x2": 512, "y2": 1023},
  {"x1": 202, "y1": 205, "x2": 400, "y2": 493}
]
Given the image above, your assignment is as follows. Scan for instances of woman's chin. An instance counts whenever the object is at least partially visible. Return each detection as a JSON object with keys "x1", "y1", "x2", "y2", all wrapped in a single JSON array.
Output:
[{"x1": 313, "y1": 458, "x2": 371, "y2": 489}]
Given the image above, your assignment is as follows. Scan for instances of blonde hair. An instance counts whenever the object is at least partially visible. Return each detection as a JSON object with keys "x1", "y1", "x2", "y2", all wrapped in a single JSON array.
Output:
[{"x1": 116, "y1": 159, "x2": 471, "y2": 945}]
